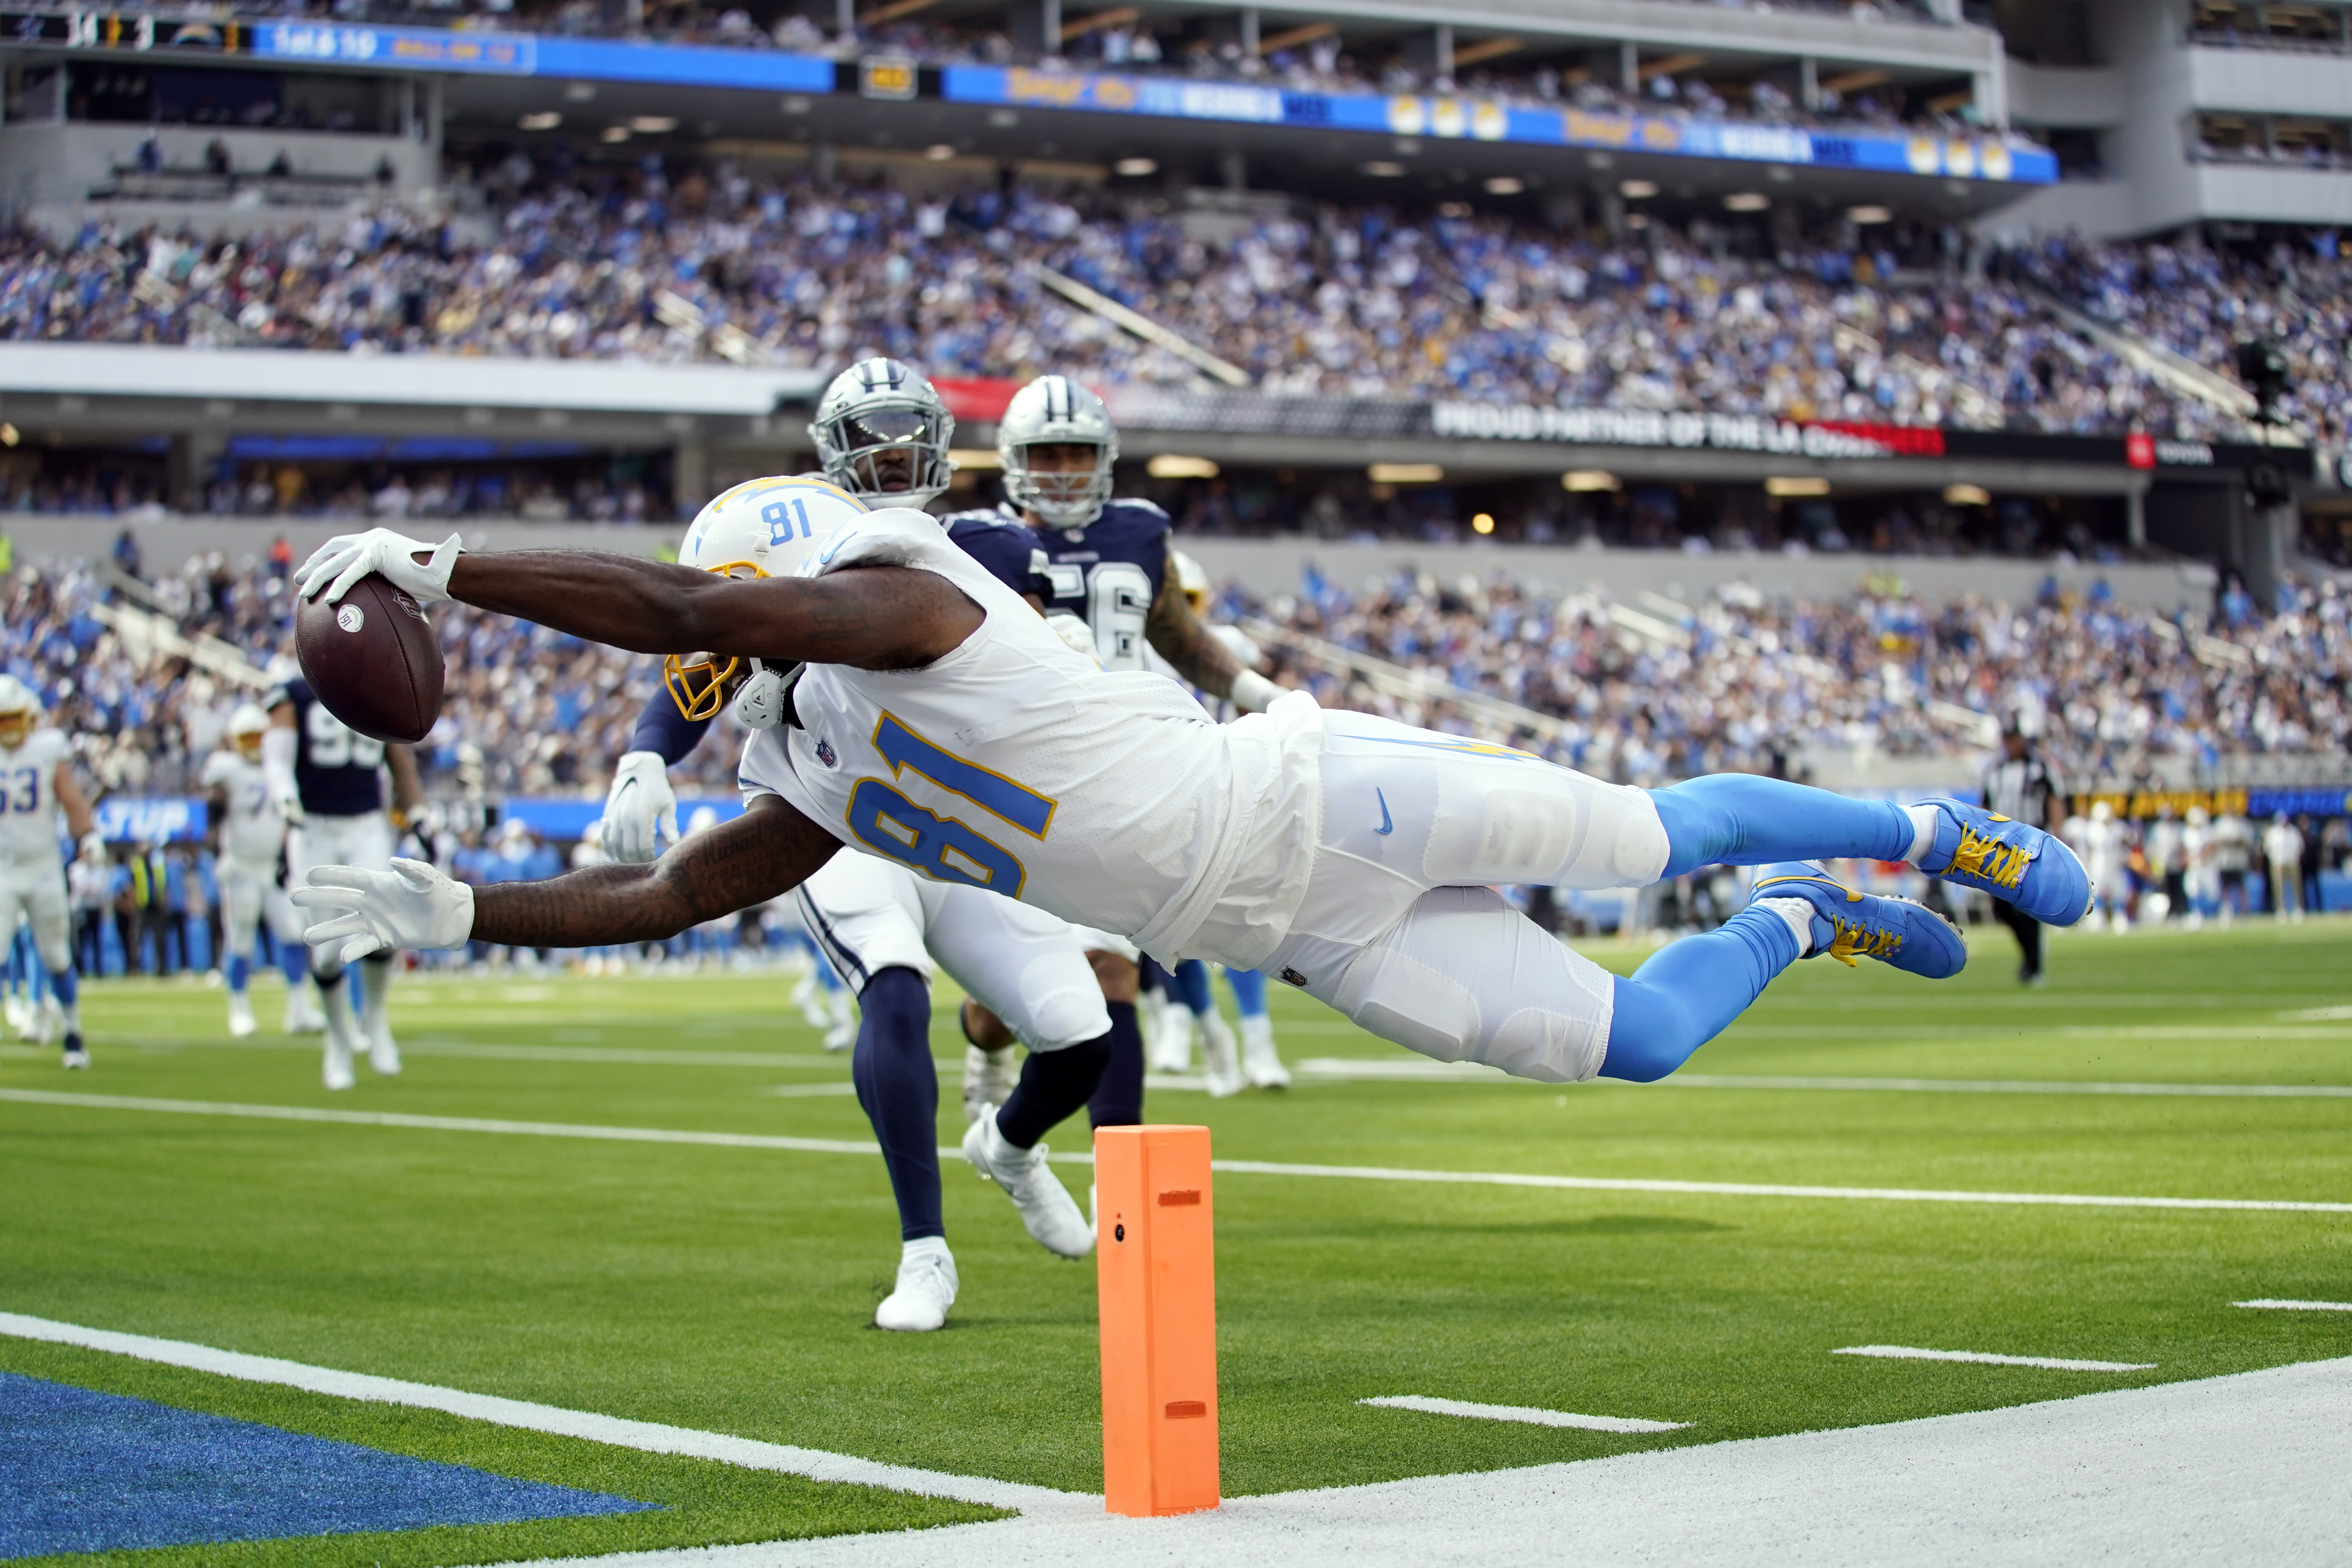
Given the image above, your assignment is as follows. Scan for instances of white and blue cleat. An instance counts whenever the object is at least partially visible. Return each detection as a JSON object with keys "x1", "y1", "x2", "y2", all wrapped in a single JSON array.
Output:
[
  {"x1": 1751, "y1": 862, "x2": 1969, "y2": 980},
  {"x1": 1910, "y1": 797, "x2": 2094, "y2": 926}
]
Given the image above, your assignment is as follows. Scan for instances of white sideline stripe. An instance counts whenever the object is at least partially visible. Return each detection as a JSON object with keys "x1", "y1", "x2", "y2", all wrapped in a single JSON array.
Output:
[
  {"x1": 2281, "y1": 1005, "x2": 2352, "y2": 1021},
  {"x1": 2236, "y1": 1299, "x2": 2352, "y2": 1312},
  {"x1": 1835, "y1": 1345, "x2": 2156, "y2": 1373},
  {"x1": 0, "y1": 1311, "x2": 1088, "y2": 1517},
  {"x1": 6, "y1": 1089, "x2": 2350, "y2": 1216},
  {"x1": 1296, "y1": 1059, "x2": 2352, "y2": 1098},
  {"x1": 1359, "y1": 1396, "x2": 1688, "y2": 1434},
  {"x1": 759, "y1": 1083, "x2": 862, "y2": 1098},
  {"x1": 0, "y1": 1089, "x2": 880, "y2": 1158}
]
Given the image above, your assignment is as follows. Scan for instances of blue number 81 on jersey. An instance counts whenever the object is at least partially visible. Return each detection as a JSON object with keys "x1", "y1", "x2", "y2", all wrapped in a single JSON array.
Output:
[{"x1": 846, "y1": 778, "x2": 1025, "y2": 895}]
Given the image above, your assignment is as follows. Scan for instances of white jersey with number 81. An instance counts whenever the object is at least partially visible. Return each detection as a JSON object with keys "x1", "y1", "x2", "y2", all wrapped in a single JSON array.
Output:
[{"x1": 736, "y1": 509, "x2": 1324, "y2": 969}]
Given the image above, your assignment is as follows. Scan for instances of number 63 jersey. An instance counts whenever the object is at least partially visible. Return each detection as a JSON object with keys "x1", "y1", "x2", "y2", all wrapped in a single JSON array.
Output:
[
  {"x1": 0, "y1": 728, "x2": 71, "y2": 866},
  {"x1": 737, "y1": 508, "x2": 1324, "y2": 971}
]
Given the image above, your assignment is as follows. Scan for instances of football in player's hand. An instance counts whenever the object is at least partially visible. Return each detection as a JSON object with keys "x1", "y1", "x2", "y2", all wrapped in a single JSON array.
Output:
[{"x1": 295, "y1": 573, "x2": 445, "y2": 744}]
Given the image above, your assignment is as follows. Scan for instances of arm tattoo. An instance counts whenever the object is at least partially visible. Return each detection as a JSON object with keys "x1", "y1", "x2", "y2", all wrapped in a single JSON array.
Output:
[
  {"x1": 1145, "y1": 555, "x2": 1243, "y2": 698},
  {"x1": 470, "y1": 797, "x2": 837, "y2": 948}
]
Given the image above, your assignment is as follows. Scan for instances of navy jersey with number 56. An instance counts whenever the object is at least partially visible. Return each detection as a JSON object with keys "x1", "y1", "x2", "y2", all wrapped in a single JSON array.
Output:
[
  {"x1": 273, "y1": 677, "x2": 386, "y2": 817},
  {"x1": 944, "y1": 499, "x2": 1168, "y2": 670}
]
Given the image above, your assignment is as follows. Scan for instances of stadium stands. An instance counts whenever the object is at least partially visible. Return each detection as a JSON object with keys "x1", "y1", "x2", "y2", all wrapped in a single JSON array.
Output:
[{"x1": 0, "y1": 178, "x2": 2332, "y2": 445}]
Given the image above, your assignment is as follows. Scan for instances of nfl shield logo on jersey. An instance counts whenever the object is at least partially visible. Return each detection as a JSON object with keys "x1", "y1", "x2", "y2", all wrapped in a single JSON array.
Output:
[{"x1": 815, "y1": 738, "x2": 837, "y2": 768}]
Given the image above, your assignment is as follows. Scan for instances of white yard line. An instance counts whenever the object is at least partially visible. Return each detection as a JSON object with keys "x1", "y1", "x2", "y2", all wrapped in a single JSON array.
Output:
[
  {"x1": 1358, "y1": 1396, "x2": 1686, "y2": 1434},
  {"x1": 2236, "y1": 1298, "x2": 2352, "y2": 1312},
  {"x1": 493, "y1": 1356, "x2": 2352, "y2": 1567},
  {"x1": 1834, "y1": 1345, "x2": 2155, "y2": 1372},
  {"x1": 5, "y1": 1088, "x2": 2350, "y2": 1216},
  {"x1": 0, "y1": 1311, "x2": 1088, "y2": 1518}
]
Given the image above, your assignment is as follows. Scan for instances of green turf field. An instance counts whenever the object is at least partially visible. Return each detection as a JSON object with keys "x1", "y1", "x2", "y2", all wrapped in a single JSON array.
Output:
[{"x1": 4, "y1": 920, "x2": 2350, "y2": 1564}]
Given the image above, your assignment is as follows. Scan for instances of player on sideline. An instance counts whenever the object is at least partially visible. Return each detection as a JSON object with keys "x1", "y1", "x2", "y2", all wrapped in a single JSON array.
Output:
[
  {"x1": 598, "y1": 363, "x2": 1137, "y2": 1330},
  {"x1": 266, "y1": 670, "x2": 421, "y2": 1088},
  {"x1": 0, "y1": 677, "x2": 103, "y2": 1069},
  {"x1": 947, "y1": 376, "x2": 1287, "y2": 1103},
  {"x1": 201, "y1": 703, "x2": 288, "y2": 1036},
  {"x1": 291, "y1": 499, "x2": 2092, "y2": 1107}
]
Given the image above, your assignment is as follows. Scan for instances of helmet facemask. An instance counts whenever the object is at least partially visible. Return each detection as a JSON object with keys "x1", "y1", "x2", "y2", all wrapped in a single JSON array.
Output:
[
  {"x1": 812, "y1": 383, "x2": 956, "y2": 508},
  {"x1": 1006, "y1": 439, "x2": 1115, "y2": 529},
  {"x1": 0, "y1": 709, "x2": 30, "y2": 750},
  {"x1": 663, "y1": 561, "x2": 797, "y2": 722}
]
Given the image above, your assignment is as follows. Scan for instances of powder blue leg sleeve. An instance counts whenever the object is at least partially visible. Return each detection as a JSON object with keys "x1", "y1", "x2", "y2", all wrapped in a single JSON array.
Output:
[
  {"x1": 48, "y1": 964, "x2": 76, "y2": 1009},
  {"x1": 1650, "y1": 775, "x2": 1915, "y2": 879},
  {"x1": 1226, "y1": 967, "x2": 1267, "y2": 1018},
  {"x1": 1172, "y1": 958, "x2": 1214, "y2": 1015},
  {"x1": 1600, "y1": 907, "x2": 1800, "y2": 1083}
]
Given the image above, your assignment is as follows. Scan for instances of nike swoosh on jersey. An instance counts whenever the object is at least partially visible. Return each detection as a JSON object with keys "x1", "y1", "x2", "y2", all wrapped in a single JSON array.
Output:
[{"x1": 1375, "y1": 789, "x2": 1393, "y2": 835}]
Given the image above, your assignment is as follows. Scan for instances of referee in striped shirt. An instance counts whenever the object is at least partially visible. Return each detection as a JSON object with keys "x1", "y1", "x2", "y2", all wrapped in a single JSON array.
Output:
[{"x1": 1982, "y1": 724, "x2": 2065, "y2": 985}]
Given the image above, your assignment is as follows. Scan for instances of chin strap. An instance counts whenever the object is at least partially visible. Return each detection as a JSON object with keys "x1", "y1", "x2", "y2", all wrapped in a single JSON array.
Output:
[{"x1": 731, "y1": 660, "x2": 800, "y2": 729}]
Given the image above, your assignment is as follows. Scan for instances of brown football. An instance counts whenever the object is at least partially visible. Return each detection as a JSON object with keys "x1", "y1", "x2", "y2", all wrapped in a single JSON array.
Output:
[{"x1": 294, "y1": 574, "x2": 445, "y2": 744}]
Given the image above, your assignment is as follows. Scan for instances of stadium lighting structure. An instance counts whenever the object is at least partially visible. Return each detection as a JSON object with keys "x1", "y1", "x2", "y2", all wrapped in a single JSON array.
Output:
[
  {"x1": 1561, "y1": 469, "x2": 1619, "y2": 492},
  {"x1": 1765, "y1": 476, "x2": 1831, "y2": 497},
  {"x1": 1483, "y1": 177, "x2": 1525, "y2": 195},
  {"x1": 1146, "y1": 454, "x2": 1220, "y2": 479},
  {"x1": 1848, "y1": 205, "x2": 1893, "y2": 224},
  {"x1": 924, "y1": 143, "x2": 957, "y2": 161},
  {"x1": 518, "y1": 112, "x2": 562, "y2": 131},
  {"x1": 600, "y1": 125, "x2": 632, "y2": 143},
  {"x1": 1363, "y1": 161, "x2": 1406, "y2": 177},
  {"x1": 630, "y1": 116, "x2": 678, "y2": 134},
  {"x1": 1944, "y1": 483, "x2": 1991, "y2": 506},
  {"x1": 1115, "y1": 157, "x2": 1159, "y2": 177},
  {"x1": 1724, "y1": 192, "x2": 1769, "y2": 212},
  {"x1": 950, "y1": 448, "x2": 1003, "y2": 471},
  {"x1": 1620, "y1": 179, "x2": 1659, "y2": 199},
  {"x1": 1369, "y1": 463, "x2": 1444, "y2": 484},
  {"x1": 1470, "y1": 512, "x2": 1497, "y2": 534}
]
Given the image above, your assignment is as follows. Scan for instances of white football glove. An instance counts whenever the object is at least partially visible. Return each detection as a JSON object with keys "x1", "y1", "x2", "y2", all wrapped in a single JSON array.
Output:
[
  {"x1": 1042, "y1": 612, "x2": 1099, "y2": 666},
  {"x1": 290, "y1": 857, "x2": 475, "y2": 964},
  {"x1": 297, "y1": 527, "x2": 463, "y2": 607},
  {"x1": 75, "y1": 831, "x2": 107, "y2": 869},
  {"x1": 1230, "y1": 668, "x2": 1288, "y2": 714},
  {"x1": 600, "y1": 750, "x2": 679, "y2": 864}
]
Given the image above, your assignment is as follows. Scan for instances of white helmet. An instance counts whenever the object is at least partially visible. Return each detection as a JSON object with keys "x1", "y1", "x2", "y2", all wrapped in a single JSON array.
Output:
[
  {"x1": 0, "y1": 675, "x2": 40, "y2": 746},
  {"x1": 229, "y1": 702, "x2": 270, "y2": 754},
  {"x1": 997, "y1": 374, "x2": 1118, "y2": 529},
  {"x1": 809, "y1": 358, "x2": 957, "y2": 508},
  {"x1": 664, "y1": 475, "x2": 871, "y2": 726},
  {"x1": 1172, "y1": 549, "x2": 1210, "y2": 615}
]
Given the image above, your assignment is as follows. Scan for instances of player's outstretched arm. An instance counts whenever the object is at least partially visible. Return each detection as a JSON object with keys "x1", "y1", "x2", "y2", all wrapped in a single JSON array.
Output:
[
  {"x1": 1143, "y1": 548, "x2": 1285, "y2": 712},
  {"x1": 294, "y1": 795, "x2": 837, "y2": 960},
  {"x1": 298, "y1": 528, "x2": 980, "y2": 671}
]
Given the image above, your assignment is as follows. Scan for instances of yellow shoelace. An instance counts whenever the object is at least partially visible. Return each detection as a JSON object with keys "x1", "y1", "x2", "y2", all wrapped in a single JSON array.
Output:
[
  {"x1": 1948, "y1": 823, "x2": 2029, "y2": 890},
  {"x1": 1825, "y1": 917, "x2": 1903, "y2": 968}
]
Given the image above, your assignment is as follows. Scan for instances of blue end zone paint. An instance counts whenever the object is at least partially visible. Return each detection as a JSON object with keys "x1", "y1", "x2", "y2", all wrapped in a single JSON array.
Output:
[{"x1": 0, "y1": 1372, "x2": 657, "y2": 1558}]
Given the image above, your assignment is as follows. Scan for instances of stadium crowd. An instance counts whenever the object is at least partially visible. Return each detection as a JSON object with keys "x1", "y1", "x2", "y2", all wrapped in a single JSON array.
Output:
[
  {"x1": 1246, "y1": 565, "x2": 2351, "y2": 786},
  {"x1": 2, "y1": 169, "x2": 2333, "y2": 443},
  {"x1": 4, "y1": 538, "x2": 2342, "y2": 815}
]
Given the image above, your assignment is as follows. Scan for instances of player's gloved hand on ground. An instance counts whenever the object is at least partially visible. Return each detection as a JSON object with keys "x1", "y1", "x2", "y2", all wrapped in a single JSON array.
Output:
[
  {"x1": 292, "y1": 857, "x2": 474, "y2": 963},
  {"x1": 601, "y1": 750, "x2": 679, "y2": 864},
  {"x1": 75, "y1": 832, "x2": 106, "y2": 868},
  {"x1": 297, "y1": 528, "x2": 463, "y2": 607}
]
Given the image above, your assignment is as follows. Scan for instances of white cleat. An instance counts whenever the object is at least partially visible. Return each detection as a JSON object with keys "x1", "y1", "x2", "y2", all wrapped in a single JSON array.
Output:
[
  {"x1": 4, "y1": 995, "x2": 29, "y2": 1038},
  {"x1": 790, "y1": 969, "x2": 830, "y2": 1030},
  {"x1": 33, "y1": 997, "x2": 63, "y2": 1047},
  {"x1": 962, "y1": 1044, "x2": 1017, "y2": 1125},
  {"x1": 1199, "y1": 1011, "x2": 1245, "y2": 1099},
  {"x1": 962, "y1": 1106, "x2": 1094, "y2": 1259},
  {"x1": 284, "y1": 986, "x2": 326, "y2": 1036},
  {"x1": 321, "y1": 1005, "x2": 359, "y2": 1091},
  {"x1": 227, "y1": 993, "x2": 258, "y2": 1039},
  {"x1": 874, "y1": 1243, "x2": 958, "y2": 1332},
  {"x1": 1239, "y1": 1014, "x2": 1291, "y2": 1090},
  {"x1": 61, "y1": 1044, "x2": 90, "y2": 1071},
  {"x1": 1147, "y1": 996, "x2": 1194, "y2": 1074},
  {"x1": 822, "y1": 989, "x2": 857, "y2": 1053},
  {"x1": 366, "y1": 1018, "x2": 401, "y2": 1076}
]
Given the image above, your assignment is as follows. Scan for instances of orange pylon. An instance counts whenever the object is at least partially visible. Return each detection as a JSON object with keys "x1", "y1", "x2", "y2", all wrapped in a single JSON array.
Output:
[{"x1": 1094, "y1": 1123, "x2": 1219, "y2": 1517}]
